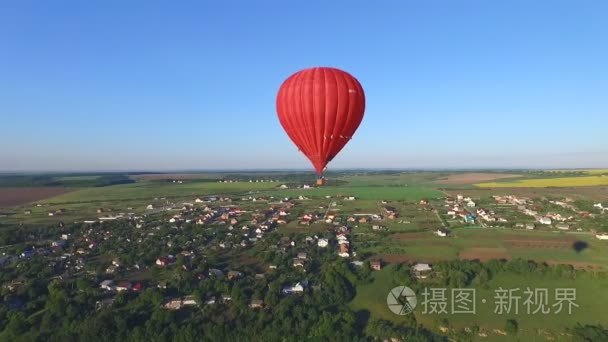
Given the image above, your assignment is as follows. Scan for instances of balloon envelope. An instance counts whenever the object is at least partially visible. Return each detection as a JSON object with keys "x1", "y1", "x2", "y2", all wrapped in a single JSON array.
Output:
[{"x1": 276, "y1": 67, "x2": 365, "y2": 174}]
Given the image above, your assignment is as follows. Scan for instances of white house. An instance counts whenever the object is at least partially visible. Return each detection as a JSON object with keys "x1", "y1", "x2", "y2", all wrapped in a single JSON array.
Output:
[
  {"x1": 595, "y1": 233, "x2": 608, "y2": 240},
  {"x1": 538, "y1": 217, "x2": 552, "y2": 225},
  {"x1": 99, "y1": 280, "x2": 114, "y2": 291},
  {"x1": 556, "y1": 223, "x2": 570, "y2": 230},
  {"x1": 282, "y1": 282, "x2": 305, "y2": 295},
  {"x1": 412, "y1": 263, "x2": 433, "y2": 279},
  {"x1": 146, "y1": 204, "x2": 154, "y2": 210},
  {"x1": 435, "y1": 229, "x2": 448, "y2": 237},
  {"x1": 317, "y1": 238, "x2": 329, "y2": 248}
]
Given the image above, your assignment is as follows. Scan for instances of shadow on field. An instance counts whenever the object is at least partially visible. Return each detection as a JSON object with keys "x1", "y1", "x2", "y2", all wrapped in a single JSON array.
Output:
[
  {"x1": 354, "y1": 310, "x2": 371, "y2": 335},
  {"x1": 572, "y1": 240, "x2": 589, "y2": 254}
]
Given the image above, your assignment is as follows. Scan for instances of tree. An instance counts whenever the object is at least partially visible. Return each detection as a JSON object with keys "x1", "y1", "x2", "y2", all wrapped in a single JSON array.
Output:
[{"x1": 505, "y1": 319, "x2": 518, "y2": 335}]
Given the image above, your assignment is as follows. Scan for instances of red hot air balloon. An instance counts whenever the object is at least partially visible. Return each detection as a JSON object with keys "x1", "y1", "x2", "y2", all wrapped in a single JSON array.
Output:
[{"x1": 276, "y1": 67, "x2": 365, "y2": 175}]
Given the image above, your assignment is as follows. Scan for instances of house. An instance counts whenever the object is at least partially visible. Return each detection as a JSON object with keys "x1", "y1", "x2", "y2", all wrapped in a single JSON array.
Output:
[
  {"x1": 279, "y1": 184, "x2": 288, "y2": 189},
  {"x1": 596, "y1": 233, "x2": 608, "y2": 240},
  {"x1": 227, "y1": 271, "x2": 243, "y2": 280},
  {"x1": 370, "y1": 260, "x2": 382, "y2": 271},
  {"x1": 297, "y1": 252, "x2": 308, "y2": 260},
  {"x1": 466, "y1": 201, "x2": 476, "y2": 208},
  {"x1": 292, "y1": 258, "x2": 305, "y2": 267},
  {"x1": 204, "y1": 296, "x2": 216, "y2": 305},
  {"x1": 282, "y1": 282, "x2": 305, "y2": 295},
  {"x1": 269, "y1": 264, "x2": 278, "y2": 270},
  {"x1": 164, "y1": 298, "x2": 183, "y2": 310},
  {"x1": 525, "y1": 223, "x2": 535, "y2": 230},
  {"x1": 222, "y1": 294, "x2": 232, "y2": 303},
  {"x1": 183, "y1": 295, "x2": 198, "y2": 306},
  {"x1": 116, "y1": 281, "x2": 132, "y2": 292},
  {"x1": 146, "y1": 204, "x2": 154, "y2": 210},
  {"x1": 99, "y1": 280, "x2": 114, "y2": 291},
  {"x1": 338, "y1": 244, "x2": 350, "y2": 258},
  {"x1": 412, "y1": 263, "x2": 433, "y2": 279},
  {"x1": 435, "y1": 228, "x2": 450, "y2": 237},
  {"x1": 156, "y1": 256, "x2": 173, "y2": 267},
  {"x1": 249, "y1": 299, "x2": 264, "y2": 309},
  {"x1": 538, "y1": 217, "x2": 552, "y2": 225},
  {"x1": 556, "y1": 223, "x2": 570, "y2": 230},
  {"x1": 132, "y1": 282, "x2": 143, "y2": 292},
  {"x1": 317, "y1": 238, "x2": 329, "y2": 248},
  {"x1": 105, "y1": 264, "x2": 119, "y2": 274}
]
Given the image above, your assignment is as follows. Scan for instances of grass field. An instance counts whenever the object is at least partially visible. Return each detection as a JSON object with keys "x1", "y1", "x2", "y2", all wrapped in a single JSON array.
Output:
[
  {"x1": 42, "y1": 181, "x2": 278, "y2": 204},
  {"x1": 475, "y1": 175, "x2": 608, "y2": 188},
  {"x1": 350, "y1": 264, "x2": 608, "y2": 341},
  {"x1": 357, "y1": 228, "x2": 608, "y2": 270},
  {"x1": 265, "y1": 186, "x2": 442, "y2": 201}
]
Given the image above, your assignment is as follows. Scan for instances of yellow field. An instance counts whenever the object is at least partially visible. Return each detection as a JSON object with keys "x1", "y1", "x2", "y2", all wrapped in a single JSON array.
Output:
[
  {"x1": 546, "y1": 169, "x2": 608, "y2": 175},
  {"x1": 475, "y1": 175, "x2": 608, "y2": 188}
]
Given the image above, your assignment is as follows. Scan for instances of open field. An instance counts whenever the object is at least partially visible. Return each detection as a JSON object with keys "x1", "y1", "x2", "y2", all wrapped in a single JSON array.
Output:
[
  {"x1": 446, "y1": 186, "x2": 608, "y2": 201},
  {"x1": 130, "y1": 173, "x2": 222, "y2": 181},
  {"x1": 434, "y1": 173, "x2": 521, "y2": 185},
  {"x1": 264, "y1": 186, "x2": 442, "y2": 201},
  {"x1": 350, "y1": 264, "x2": 608, "y2": 341},
  {"x1": 41, "y1": 181, "x2": 278, "y2": 204},
  {"x1": 475, "y1": 175, "x2": 608, "y2": 188},
  {"x1": 360, "y1": 228, "x2": 608, "y2": 270},
  {"x1": 0, "y1": 187, "x2": 74, "y2": 207}
]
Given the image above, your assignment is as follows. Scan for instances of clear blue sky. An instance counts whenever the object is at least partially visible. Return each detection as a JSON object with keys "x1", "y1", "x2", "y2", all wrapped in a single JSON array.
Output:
[{"x1": 1, "y1": 0, "x2": 607, "y2": 171}]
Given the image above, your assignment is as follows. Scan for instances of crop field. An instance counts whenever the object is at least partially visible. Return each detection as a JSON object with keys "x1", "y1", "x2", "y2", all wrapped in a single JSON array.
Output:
[
  {"x1": 434, "y1": 173, "x2": 522, "y2": 185},
  {"x1": 0, "y1": 187, "x2": 74, "y2": 207},
  {"x1": 475, "y1": 175, "x2": 608, "y2": 188}
]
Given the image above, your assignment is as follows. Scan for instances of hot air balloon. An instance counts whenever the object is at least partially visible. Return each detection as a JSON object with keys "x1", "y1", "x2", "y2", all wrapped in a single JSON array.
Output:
[{"x1": 276, "y1": 67, "x2": 365, "y2": 181}]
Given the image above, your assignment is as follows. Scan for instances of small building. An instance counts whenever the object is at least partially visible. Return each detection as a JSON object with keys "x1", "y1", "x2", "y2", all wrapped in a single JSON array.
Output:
[
  {"x1": 99, "y1": 280, "x2": 114, "y2": 291},
  {"x1": 297, "y1": 252, "x2": 308, "y2": 260},
  {"x1": 412, "y1": 263, "x2": 433, "y2": 279},
  {"x1": 556, "y1": 223, "x2": 570, "y2": 230},
  {"x1": 525, "y1": 223, "x2": 535, "y2": 230},
  {"x1": 292, "y1": 258, "x2": 305, "y2": 268},
  {"x1": 116, "y1": 281, "x2": 132, "y2": 292},
  {"x1": 370, "y1": 260, "x2": 382, "y2": 271},
  {"x1": 317, "y1": 238, "x2": 329, "y2": 248},
  {"x1": 249, "y1": 299, "x2": 264, "y2": 309},
  {"x1": 227, "y1": 271, "x2": 243, "y2": 280},
  {"x1": 281, "y1": 282, "x2": 305, "y2": 295},
  {"x1": 596, "y1": 233, "x2": 608, "y2": 240},
  {"x1": 435, "y1": 228, "x2": 449, "y2": 237}
]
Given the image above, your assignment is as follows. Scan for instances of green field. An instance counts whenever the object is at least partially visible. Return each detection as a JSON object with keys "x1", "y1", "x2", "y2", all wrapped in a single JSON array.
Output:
[
  {"x1": 356, "y1": 228, "x2": 608, "y2": 269},
  {"x1": 351, "y1": 264, "x2": 608, "y2": 341},
  {"x1": 476, "y1": 175, "x2": 608, "y2": 188}
]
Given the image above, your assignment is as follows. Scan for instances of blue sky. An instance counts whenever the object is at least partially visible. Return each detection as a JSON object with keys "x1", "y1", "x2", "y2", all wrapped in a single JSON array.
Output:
[{"x1": 1, "y1": 0, "x2": 607, "y2": 171}]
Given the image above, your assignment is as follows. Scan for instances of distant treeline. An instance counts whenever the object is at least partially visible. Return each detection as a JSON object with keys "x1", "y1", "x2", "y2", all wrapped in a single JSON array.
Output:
[{"x1": 0, "y1": 174, "x2": 135, "y2": 188}]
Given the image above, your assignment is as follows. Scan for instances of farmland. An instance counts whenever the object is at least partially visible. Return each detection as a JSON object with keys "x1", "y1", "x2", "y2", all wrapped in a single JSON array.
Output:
[{"x1": 475, "y1": 175, "x2": 608, "y2": 188}]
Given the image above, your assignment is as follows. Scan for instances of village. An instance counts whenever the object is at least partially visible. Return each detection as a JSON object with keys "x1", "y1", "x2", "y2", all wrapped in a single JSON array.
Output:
[{"x1": 2, "y1": 182, "x2": 607, "y2": 318}]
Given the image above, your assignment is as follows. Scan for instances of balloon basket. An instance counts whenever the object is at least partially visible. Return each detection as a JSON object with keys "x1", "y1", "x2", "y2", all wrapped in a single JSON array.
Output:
[{"x1": 316, "y1": 177, "x2": 326, "y2": 186}]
